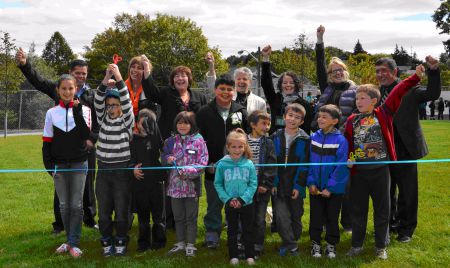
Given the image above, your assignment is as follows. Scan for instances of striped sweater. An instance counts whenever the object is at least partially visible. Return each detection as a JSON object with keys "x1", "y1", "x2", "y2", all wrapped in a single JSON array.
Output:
[{"x1": 94, "y1": 80, "x2": 135, "y2": 164}]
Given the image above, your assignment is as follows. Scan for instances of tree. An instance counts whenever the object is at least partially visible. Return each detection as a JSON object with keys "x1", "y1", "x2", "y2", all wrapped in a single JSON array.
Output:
[
  {"x1": 42, "y1": 31, "x2": 76, "y2": 75},
  {"x1": 391, "y1": 44, "x2": 410, "y2": 66},
  {"x1": 353, "y1": 40, "x2": 367, "y2": 55},
  {"x1": 84, "y1": 13, "x2": 228, "y2": 87},
  {"x1": 432, "y1": 0, "x2": 450, "y2": 54}
]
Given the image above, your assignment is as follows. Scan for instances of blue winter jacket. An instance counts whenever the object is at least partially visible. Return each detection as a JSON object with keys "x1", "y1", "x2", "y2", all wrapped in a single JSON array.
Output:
[
  {"x1": 307, "y1": 129, "x2": 349, "y2": 194},
  {"x1": 214, "y1": 155, "x2": 258, "y2": 206}
]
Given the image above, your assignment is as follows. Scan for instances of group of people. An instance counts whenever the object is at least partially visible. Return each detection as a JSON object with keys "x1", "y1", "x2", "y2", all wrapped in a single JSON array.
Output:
[
  {"x1": 425, "y1": 97, "x2": 448, "y2": 120},
  {"x1": 15, "y1": 24, "x2": 442, "y2": 265}
]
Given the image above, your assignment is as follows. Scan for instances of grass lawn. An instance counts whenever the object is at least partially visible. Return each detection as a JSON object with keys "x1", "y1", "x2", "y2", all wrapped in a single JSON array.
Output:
[{"x1": 0, "y1": 121, "x2": 449, "y2": 267}]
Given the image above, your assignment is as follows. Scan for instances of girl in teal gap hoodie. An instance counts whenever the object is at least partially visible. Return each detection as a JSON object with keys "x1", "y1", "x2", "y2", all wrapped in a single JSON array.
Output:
[{"x1": 214, "y1": 128, "x2": 258, "y2": 265}]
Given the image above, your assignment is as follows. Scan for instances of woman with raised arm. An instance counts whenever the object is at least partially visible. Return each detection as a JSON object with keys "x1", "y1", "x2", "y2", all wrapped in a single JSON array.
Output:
[{"x1": 260, "y1": 45, "x2": 313, "y2": 134}]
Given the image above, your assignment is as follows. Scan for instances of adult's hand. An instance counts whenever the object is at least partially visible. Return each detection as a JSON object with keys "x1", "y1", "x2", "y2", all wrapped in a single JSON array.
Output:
[
  {"x1": 141, "y1": 54, "x2": 152, "y2": 79},
  {"x1": 425, "y1": 55, "x2": 439, "y2": 70},
  {"x1": 317, "y1": 25, "x2": 325, "y2": 43},
  {"x1": 15, "y1": 47, "x2": 27, "y2": 66},
  {"x1": 261, "y1": 45, "x2": 272, "y2": 61}
]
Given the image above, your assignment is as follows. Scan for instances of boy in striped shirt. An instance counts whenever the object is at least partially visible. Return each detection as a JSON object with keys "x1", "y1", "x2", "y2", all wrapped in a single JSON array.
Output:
[{"x1": 94, "y1": 64, "x2": 135, "y2": 256}]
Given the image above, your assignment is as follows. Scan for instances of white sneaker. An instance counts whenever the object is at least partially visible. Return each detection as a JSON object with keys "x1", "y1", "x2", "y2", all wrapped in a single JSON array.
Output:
[
  {"x1": 69, "y1": 246, "x2": 83, "y2": 258},
  {"x1": 168, "y1": 242, "x2": 185, "y2": 255},
  {"x1": 376, "y1": 248, "x2": 388, "y2": 260},
  {"x1": 185, "y1": 243, "x2": 196, "y2": 257},
  {"x1": 311, "y1": 242, "x2": 322, "y2": 258},
  {"x1": 246, "y1": 258, "x2": 256, "y2": 265},
  {"x1": 230, "y1": 258, "x2": 239, "y2": 265},
  {"x1": 325, "y1": 243, "x2": 336, "y2": 259},
  {"x1": 55, "y1": 243, "x2": 70, "y2": 254}
]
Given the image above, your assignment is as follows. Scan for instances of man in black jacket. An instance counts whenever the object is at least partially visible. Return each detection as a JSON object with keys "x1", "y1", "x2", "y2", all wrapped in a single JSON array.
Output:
[
  {"x1": 16, "y1": 48, "x2": 99, "y2": 233},
  {"x1": 376, "y1": 56, "x2": 441, "y2": 242},
  {"x1": 196, "y1": 74, "x2": 248, "y2": 249}
]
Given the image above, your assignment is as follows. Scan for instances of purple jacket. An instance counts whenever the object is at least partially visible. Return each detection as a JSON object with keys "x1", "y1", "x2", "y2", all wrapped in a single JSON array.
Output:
[{"x1": 162, "y1": 133, "x2": 209, "y2": 198}]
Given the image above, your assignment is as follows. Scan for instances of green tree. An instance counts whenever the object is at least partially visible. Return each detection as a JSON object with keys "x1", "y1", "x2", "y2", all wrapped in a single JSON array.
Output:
[
  {"x1": 392, "y1": 44, "x2": 410, "y2": 66},
  {"x1": 353, "y1": 40, "x2": 367, "y2": 55},
  {"x1": 432, "y1": 0, "x2": 450, "y2": 54},
  {"x1": 347, "y1": 54, "x2": 377, "y2": 84},
  {"x1": 42, "y1": 31, "x2": 76, "y2": 76},
  {"x1": 84, "y1": 13, "x2": 228, "y2": 87}
]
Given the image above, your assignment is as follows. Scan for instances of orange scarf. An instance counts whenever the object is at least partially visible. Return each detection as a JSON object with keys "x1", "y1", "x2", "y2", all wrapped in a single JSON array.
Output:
[{"x1": 125, "y1": 78, "x2": 143, "y2": 116}]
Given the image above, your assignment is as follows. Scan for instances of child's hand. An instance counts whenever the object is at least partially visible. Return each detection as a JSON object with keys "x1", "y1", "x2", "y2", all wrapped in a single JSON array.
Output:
[
  {"x1": 271, "y1": 187, "x2": 277, "y2": 195},
  {"x1": 167, "y1": 156, "x2": 176, "y2": 165},
  {"x1": 257, "y1": 186, "x2": 268, "y2": 194},
  {"x1": 109, "y1": 64, "x2": 123, "y2": 82},
  {"x1": 309, "y1": 185, "x2": 318, "y2": 195},
  {"x1": 291, "y1": 189, "x2": 299, "y2": 199},
  {"x1": 261, "y1": 45, "x2": 271, "y2": 61},
  {"x1": 321, "y1": 189, "x2": 331, "y2": 198},
  {"x1": 347, "y1": 158, "x2": 355, "y2": 168},
  {"x1": 415, "y1": 64, "x2": 425, "y2": 79},
  {"x1": 234, "y1": 199, "x2": 242, "y2": 209},
  {"x1": 229, "y1": 199, "x2": 237, "y2": 208},
  {"x1": 133, "y1": 163, "x2": 144, "y2": 180}
]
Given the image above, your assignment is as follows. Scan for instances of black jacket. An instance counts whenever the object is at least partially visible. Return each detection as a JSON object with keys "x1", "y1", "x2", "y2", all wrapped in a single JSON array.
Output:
[
  {"x1": 261, "y1": 61, "x2": 313, "y2": 134},
  {"x1": 129, "y1": 134, "x2": 165, "y2": 185},
  {"x1": 253, "y1": 136, "x2": 277, "y2": 202},
  {"x1": 142, "y1": 77, "x2": 208, "y2": 139},
  {"x1": 18, "y1": 61, "x2": 99, "y2": 143},
  {"x1": 380, "y1": 68, "x2": 441, "y2": 159},
  {"x1": 196, "y1": 100, "x2": 248, "y2": 180}
]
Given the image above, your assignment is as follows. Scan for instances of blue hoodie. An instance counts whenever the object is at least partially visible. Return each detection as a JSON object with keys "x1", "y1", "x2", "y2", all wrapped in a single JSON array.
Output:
[
  {"x1": 307, "y1": 128, "x2": 349, "y2": 194},
  {"x1": 214, "y1": 155, "x2": 258, "y2": 206}
]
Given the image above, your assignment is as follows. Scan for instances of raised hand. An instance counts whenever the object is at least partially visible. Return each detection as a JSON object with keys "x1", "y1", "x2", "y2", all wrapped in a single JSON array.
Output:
[
  {"x1": 317, "y1": 25, "x2": 325, "y2": 43},
  {"x1": 205, "y1": 51, "x2": 215, "y2": 66},
  {"x1": 425, "y1": 55, "x2": 439, "y2": 70},
  {"x1": 415, "y1": 64, "x2": 425, "y2": 79},
  {"x1": 15, "y1": 47, "x2": 27, "y2": 66},
  {"x1": 141, "y1": 54, "x2": 152, "y2": 78},
  {"x1": 261, "y1": 45, "x2": 272, "y2": 61}
]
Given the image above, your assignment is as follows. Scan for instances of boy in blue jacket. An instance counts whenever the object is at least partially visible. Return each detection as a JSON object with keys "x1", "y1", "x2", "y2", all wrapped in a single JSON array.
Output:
[
  {"x1": 270, "y1": 103, "x2": 310, "y2": 256},
  {"x1": 307, "y1": 104, "x2": 349, "y2": 259}
]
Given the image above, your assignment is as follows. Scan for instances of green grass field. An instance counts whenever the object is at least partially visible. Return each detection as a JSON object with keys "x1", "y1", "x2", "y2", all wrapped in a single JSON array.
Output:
[{"x1": 0, "y1": 121, "x2": 449, "y2": 267}]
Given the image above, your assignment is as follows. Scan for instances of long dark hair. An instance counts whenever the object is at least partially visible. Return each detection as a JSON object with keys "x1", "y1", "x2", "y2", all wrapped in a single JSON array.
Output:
[{"x1": 137, "y1": 109, "x2": 162, "y2": 149}]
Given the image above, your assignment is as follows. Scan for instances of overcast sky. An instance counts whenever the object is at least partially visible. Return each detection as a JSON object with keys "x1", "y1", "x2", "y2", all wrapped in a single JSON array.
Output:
[{"x1": 0, "y1": 0, "x2": 448, "y2": 61}]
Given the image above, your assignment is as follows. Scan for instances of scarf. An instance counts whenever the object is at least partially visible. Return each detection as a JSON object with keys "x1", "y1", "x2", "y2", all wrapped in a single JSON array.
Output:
[{"x1": 125, "y1": 78, "x2": 143, "y2": 116}]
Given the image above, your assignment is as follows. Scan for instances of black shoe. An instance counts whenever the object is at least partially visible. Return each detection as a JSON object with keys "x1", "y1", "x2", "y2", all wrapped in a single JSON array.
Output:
[
  {"x1": 84, "y1": 218, "x2": 97, "y2": 228},
  {"x1": 52, "y1": 227, "x2": 64, "y2": 235},
  {"x1": 396, "y1": 235, "x2": 411, "y2": 243},
  {"x1": 205, "y1": 241, "x2": 219, "y2": 249}
]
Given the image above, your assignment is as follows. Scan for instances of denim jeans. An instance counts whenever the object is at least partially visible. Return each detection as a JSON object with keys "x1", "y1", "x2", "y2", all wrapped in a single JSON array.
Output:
[
  {"x1": 253, "y1": 198, "x2": 270, "y2": 251},
  {"x1": 96, "y1": 167, "x2": 131, "y2": 241},
  {"x1": 53, "y1": 161, "x2": 88, "y2": 247},
  {"x1": 203, "y1": 178, "x2": 223, "y2": 243}
]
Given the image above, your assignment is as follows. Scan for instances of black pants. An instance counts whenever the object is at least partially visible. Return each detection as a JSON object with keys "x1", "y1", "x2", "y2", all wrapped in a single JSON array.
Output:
[
  {"x1": 53, "y1": 151, "x2": 97, "y2": 230},
  {"x1": 96, "y1": 169, "x2": 131, "y2": 240},
  {"x1": 389, "y1": 162, "x2": 418, "y2": 237},
  {"x1": 133, "y1": 181, "x2": 166, "y2": 249},
  {"x1": 339, "y1": 183, "x2": 352, "y2": 229},
  {"x1": 351, "y1": 166, "x2": 390, "y2": 249},
  {"x1": 309, "y1": 194, "x2": 343, "y2": 245},
  {"x1": 225, "y1": 203, "x2": 255, "y2": 259}
]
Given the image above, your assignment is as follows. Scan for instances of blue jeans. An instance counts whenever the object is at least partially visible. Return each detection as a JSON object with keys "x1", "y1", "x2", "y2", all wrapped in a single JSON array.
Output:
[
  {"x1": 53, "y1": 161, "x2": 88, "y2": 247},
  {"x1": 203, "y1": 178, "x2": 224, "y2": 243}
]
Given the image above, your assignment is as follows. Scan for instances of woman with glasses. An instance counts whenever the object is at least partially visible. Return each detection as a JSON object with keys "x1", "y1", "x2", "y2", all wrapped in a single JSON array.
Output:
[
  {"x1": 313, "y1": 25, "x2": 357, "y2": 132},
  {"x1": 260, "y1": 45, "x2": 313, "y2": 135}
]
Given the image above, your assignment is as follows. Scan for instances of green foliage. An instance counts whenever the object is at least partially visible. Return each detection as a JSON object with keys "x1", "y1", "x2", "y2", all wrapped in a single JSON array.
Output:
[
  {"x1": 432, "y1": 0, "x2": 450, "y2": 53},
  {"x1": 84, "y1": 13, "x2": 228, "y2": 87},
  {"x1": 347, "y1": 54, "x2": 377, "y2": 84},
  {"x1": 269, "y1": 47, "x2": 317, "y2": 84},
  {"x1": 41, "y1": 32, "x2": 76, "y2": 76},
  {"x1": 0, "y1": 31, "x2": 23, "y2": 94},
  {"x1": 353, "y1": 39, "x2": 367, "y2": 55}
]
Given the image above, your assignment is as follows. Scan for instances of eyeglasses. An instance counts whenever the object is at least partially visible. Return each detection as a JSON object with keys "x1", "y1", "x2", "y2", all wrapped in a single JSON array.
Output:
[
  {"x1": 106, "y1": 104, "x2": 120, "y2": 110},
  {"x1": 330, "y1": 68, "x2": 344, "y2": 74}
]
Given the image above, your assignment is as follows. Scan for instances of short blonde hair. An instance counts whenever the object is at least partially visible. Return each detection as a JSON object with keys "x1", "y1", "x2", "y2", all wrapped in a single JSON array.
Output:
[
  {"x1": 327, "y1": 57, "x2": 349, "y2": 83},
  {"x1": 226, "y1": 128, "x2": 252, "y2": 160},
  {"x1": 357, "y1": 84, "x2": 380, "y2": 101}
]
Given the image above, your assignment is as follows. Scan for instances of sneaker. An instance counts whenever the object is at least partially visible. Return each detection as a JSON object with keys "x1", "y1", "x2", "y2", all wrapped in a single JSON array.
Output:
[
  {"x1": 376, "y1": 248, "x2": 388, "y2": 260},
  {"x1": 205, "y1": 241, "x2": 218, "y2": 249},
  {"x1": 185, "y1": 243, "x2": 196, "y2": 257},
  {"x1": 101, "y1": 239, "x2": 114, "y2": 257},
  {"x1": 230, "y1": 258, "x2": 239, "y2": 265},
  {"x1": 254, "y1": 250, "x2": 262, "y2": 260},
  {"x1": 397, "y1": 235, "x2": 411, "y2": 243},
  {"x1": 325, "y1": 243, "x2": 336, "y2": 259},
  {"x1": 311, "y1": 242, "x2": 322, "y2": 258},
  {"x1": 69, "y1": 247, "x2": 83, "y2": 258},
  {"x1": 290, "y1": 248, "x2": 299, "y2": 256},
  {"x1": 246, "y1": 257, "x2": 255, "y2": 265},
  {"x1": 168, "y1": 242, "x2": 185, "y2": 255},
  {"x1": 55, "y1": 243, "x2": 70, "y2": 254},
  {"x1": 115, "y1": 239, "x2": 127, "y2": 256},
  {"x1": 346, "y1": 247, "x2": 363, "y2": 257}
]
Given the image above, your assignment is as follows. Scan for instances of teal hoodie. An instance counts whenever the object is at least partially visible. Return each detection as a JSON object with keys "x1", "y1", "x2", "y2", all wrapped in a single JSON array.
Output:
[{"x1": 214, "y1": 155, "x2": 258, "y2": 206}]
